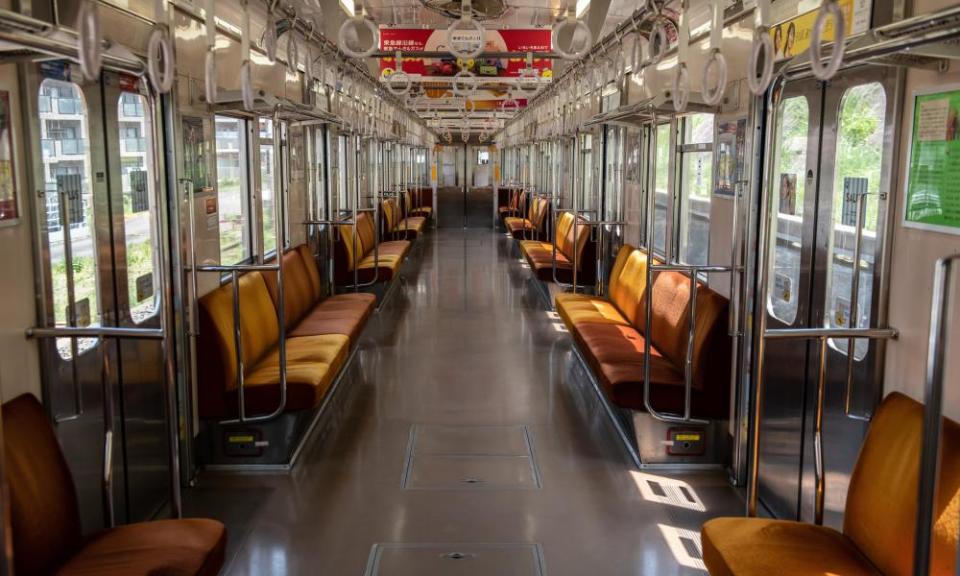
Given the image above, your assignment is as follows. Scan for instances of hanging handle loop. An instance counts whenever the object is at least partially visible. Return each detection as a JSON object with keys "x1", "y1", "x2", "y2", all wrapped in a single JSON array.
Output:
[
  {"x1": 147, "y1": 0, "x2": 175, "y2": 94},
  {"x1": 286, "y1": 18, "x2": 300, "y2": 78},
  {"x1": 701, "y1": 0, "x2": 727, "y2": 106},
  {"x1": 386, "y1": 51, "x2": 412, "y2": 96},
  {"x1": 552, "y1": 3, "x2": 591, "y2": 60},
  {"x1": 339, "y1": 1, "x2": 379, "y2": 58},
  {"x1": 204, "y1": 0, "x2": 218, "y2": 103},
  {"x1": 77, "y1": 0, "x2": 103, "y2": 82},
  {"x1": 747, "y1": 0, "x2": 775, "y2": 95},
  {"x1": 263, "y1": 1, "x2": 278, "y2": 63},
  {"x1": 672, "y1": 2, "x2": 690, "y2": 112},
  {"x1": 240, "y1": 0, "x2": 255, "y2": 111},
  {"x1": 809, "y1": 0, "x2": 846, "y2": 80},
  {"x1": 448, "y1": 0, "x2": 485, "y2": 60}
]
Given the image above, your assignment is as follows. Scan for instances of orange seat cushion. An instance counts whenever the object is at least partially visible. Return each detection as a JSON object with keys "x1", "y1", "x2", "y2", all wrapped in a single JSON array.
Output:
[
  {"x1": 701, "y1": 517, "x2": 879, "y2": 576},
  {"x1": 555, "y1": 293, "x2": 631, "y2": 327},
  {"x1": 57, "y1": 519, "x2": 226, "y2": 576},
  {"x1": 288, "y1": 293, "x2": 376, "y2": 341}
]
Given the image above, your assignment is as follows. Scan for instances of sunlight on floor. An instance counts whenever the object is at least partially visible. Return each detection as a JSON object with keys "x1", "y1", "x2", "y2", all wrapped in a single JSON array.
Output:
[
  {"x1": 631, "y1": 471, "x2": 707, "y2": 512},
  {"x1": 657, "y1": 524, "x2": 706, "y2": 572}
]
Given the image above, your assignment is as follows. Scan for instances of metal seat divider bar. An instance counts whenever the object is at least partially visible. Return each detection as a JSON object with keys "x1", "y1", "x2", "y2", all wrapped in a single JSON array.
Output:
[
  {"x1": 186, "y1": 106, "x2": 288, "y2": 426},
  {"x1": 639, "y1": 105, "x2": 737, "y2": 424},
  {"x1": 912, "y1": 253, "x2": 960, "y2": 576},
  {"x1": 343, "y1": 134, "x2": 380, "y2": 291}
]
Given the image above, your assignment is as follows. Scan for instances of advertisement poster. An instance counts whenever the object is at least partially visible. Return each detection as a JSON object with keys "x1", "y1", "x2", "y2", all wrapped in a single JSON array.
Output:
[
  {"x1": 715, "y1": 118, "x2": 746, "y2": 197},
  {"x1": 380, "y1": 28, "x2": 551, "y2": 110},
  {"x1": 0, "y1": 91, "x2": 18, "y2": 223},
  {"x1": 903, "y1": 88, "x2": 960, "y2": 234},
  {"x1": 769, "y1": 0, "x2": 869, "y2": 62}
]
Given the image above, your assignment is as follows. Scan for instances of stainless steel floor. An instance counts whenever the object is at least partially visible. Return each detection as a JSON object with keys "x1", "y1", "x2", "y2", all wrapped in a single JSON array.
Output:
[{"x1": 185, "y1": 228, "x2": 744, "y2": 575}]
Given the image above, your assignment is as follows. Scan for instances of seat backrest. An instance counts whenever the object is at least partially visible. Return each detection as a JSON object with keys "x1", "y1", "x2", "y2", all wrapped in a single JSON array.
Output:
[
  {"x1": 4, "y1": 394, "x2": 82, "y2": 576},
  {"x1": 262, "y1": 249, "x2": 315, "y2": 329},
  {"x1": 198, "y1": 271, "x2": 280, "y2": 392},
  {"x1": 642, "y1": 270, "x2": 728, "y2": 388},
  {"x1": 296, "y1": 244, "x2": 324, "y2": 301},
  {"x1": 508, "y1": 189, "x2": 520, "y2": 210},
  {"x1": 607, "y1": 245, "x2": 650, "y2": 326},
  {"x1": 338, "y1": 218, "x2": 364, "y2": 273},
  {"x1": 357, "y1": 211, "x2": 377, "y2": 257},
  {"x1": 844, "y1": 392, "x2": 960, "y2": 576},
  {"x1": 381, "y1": 198, "x2": 401, "y2": 234},
  {"x1": 554, "y1": 212, "x2": 591, "y2": 267},
  {"x1": 531, "y1": 198, "x2": 550, "y2": 231}
]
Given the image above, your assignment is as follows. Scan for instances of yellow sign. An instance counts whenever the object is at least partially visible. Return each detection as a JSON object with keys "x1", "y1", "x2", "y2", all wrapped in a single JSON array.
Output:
[
  {"x1": 770, "y1": 0, "x2": 855, "y2": 61},
  {"x1": 228, "y1": 435, "x2": 255, "y2": 443},
  {"x1": 674, "y1": 433, "x2": 702, "y2": 442},
  {"x1": 431, "y1": 165, "x2": 438, "y2": 181}
]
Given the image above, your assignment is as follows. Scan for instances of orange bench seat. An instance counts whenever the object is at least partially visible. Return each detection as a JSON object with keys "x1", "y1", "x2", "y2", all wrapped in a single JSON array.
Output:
[{"x1": 556, "y1": 244, "x2": 729, "y2": 419}]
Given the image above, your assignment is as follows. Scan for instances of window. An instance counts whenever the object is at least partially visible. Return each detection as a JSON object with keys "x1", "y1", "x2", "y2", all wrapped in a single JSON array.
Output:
[
  {"x1": 653, "y1": 123, "x2": 671, "y2": 255},
  {"x1": 767, "y1": 96, "x2": 810, "y2": 325},
  {"x1": 678, "y1": 114, "x2": 714, "y2": 266},
  {"x1": 259, "y1": 117, "x2": 276, "y2": 254},
  {"x1": 117, "y1": 92, "x2": 159, "y2": 322},
  {"x1": 39, "y1": 79, "x2": 98, "y2": 358},
  {"x1": 478, "y1": 150, "x2": 490, "y2": 165},
  {"x1": 825, "y1": 83, "x2": 886, "y2": 359},
  {"x1": 215, "y1": 116, "x2": 250, "y2": 264}
]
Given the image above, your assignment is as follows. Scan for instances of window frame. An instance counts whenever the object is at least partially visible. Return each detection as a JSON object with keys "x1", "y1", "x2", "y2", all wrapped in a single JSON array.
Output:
[
  {"x1": 213, "y1": 114, "x2": 253, "y2": 266},
  {"x1": 675, "y1": 113, "x2": 716, "y2": 270}
]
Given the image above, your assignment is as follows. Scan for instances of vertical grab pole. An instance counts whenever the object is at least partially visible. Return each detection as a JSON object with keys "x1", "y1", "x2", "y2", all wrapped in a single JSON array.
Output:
[
  {"x1": 813, "y1": 335, "x2": 828, "y2": 525},
  {"x1": 643, "y1": 110, "x2": 657, "y2": 419},
  {"x1": 844, "y1": 188, "x2": 870, "y2": 421},
  {"x1": 149, "y1": 90, "x2": 182, "y2": 517},
  {"x1": 913, "y1": 254, "x2": 959, "y2": 576},
  {"x1": 59, "y1": 187, "x2": 83, "y2": 420},
  {"x1": 100, "y1": 336, "x2": 115, "y2": 528},
  {"x1": 274, "y1": 107, "x2": 288, "y2": 420},
  {"x1": 231, "y1": 270, "x2": 246, "y2": 420},
  {"x1": 572, "y1": 131, "x2": 579, "y2": 293},
  {"x1": 748, "y1": 77, "x2": 785, "y2": 517}
]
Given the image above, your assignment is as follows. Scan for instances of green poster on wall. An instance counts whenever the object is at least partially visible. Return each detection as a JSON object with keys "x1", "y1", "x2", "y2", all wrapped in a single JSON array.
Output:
[{"x1": 904, "y1": 87, "x2": 960, "y2": 234}]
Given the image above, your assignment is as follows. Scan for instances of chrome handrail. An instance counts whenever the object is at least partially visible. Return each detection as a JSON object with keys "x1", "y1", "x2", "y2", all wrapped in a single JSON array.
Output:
[
  {"x1": 913, "y1": 253, "x2": 960, "y2": 576},
  {"x1": 185, "y1": 105, "x2": 289, "y2": 426},
  {"x1": 748, "y1": 326, "x2": 898, "y2": 526}
]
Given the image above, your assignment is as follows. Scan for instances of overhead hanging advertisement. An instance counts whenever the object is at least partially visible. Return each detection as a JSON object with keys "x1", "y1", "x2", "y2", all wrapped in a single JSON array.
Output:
[
  {"x1": 379, "y1": 28, "x2": 551, "y2": 110},
  {"x1": 379, "y1": 28, "x2": 552, "y2": 78},
  {"x1": 903, "y1": 87, "x2": 960, "y2": 234},
  {"x1": 769, "y1": 0, "x2": 870, "y2": 62}
]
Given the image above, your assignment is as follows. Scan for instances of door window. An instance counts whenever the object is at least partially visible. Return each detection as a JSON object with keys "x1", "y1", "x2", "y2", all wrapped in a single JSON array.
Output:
[
  {"x1": 767, "y1": 96, "x2": 811, "y2": 325},
  {"x1": 117, "y1": 92, "x2": 159, "y2": 323},
  {"x1": 39, "y1": 79, "x2": 98, "y2": 358},
  {"x1": 825, "y1": 83, "x2": 886, "y2": 359}
]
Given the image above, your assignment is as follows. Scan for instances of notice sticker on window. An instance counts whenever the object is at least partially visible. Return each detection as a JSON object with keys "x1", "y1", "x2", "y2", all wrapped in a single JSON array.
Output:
[
  {"x1": 775, "y1": 273, "x2": 793, "y2": 303},
  {"x1": 73, "y1": 298, "x2": 91, "y2": 328},
  {"x1": 835, "y1": 297, "x2": 851, "y2": 327},
  {"x1": 135, "y1": 273, "x2": 154, "y2": 304}
]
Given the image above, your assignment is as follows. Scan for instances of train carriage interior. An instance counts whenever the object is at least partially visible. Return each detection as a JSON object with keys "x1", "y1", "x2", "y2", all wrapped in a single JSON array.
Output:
[{"x1": 0, "y1": 0, "x2": 959, "y2": 573}]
